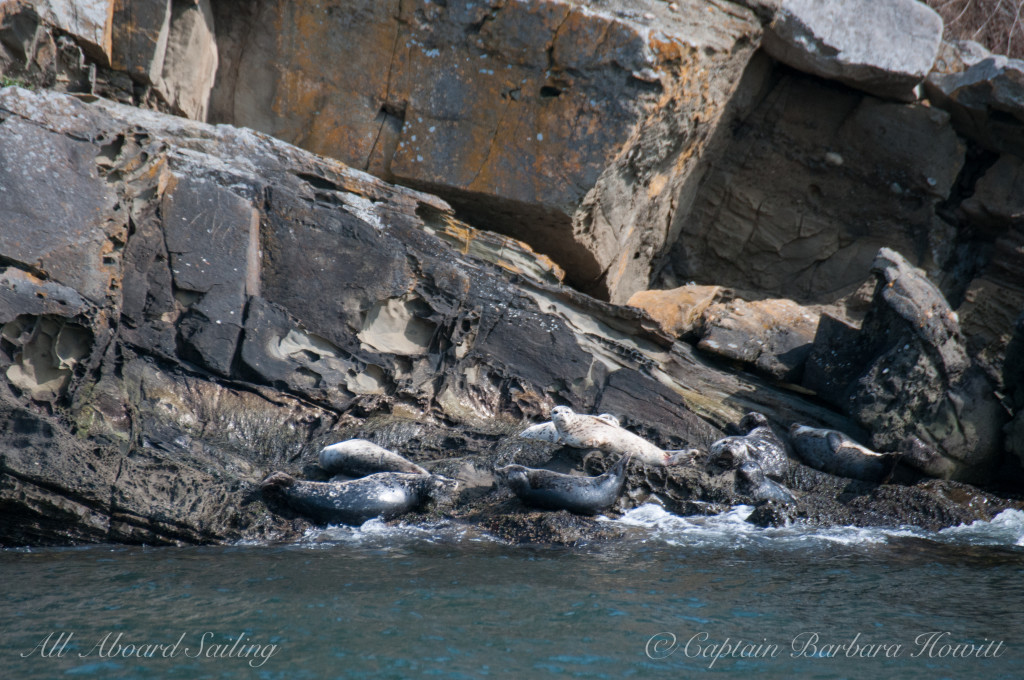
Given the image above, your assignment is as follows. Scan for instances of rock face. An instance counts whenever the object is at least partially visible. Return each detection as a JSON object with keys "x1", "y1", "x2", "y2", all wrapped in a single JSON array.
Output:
[
  {"x1": 207, "y1": 0, "x2": 762, "y2": 302},
  {"x1": 658, "y1": 67, "x2": 965, "y2": 303},
  {"x1": 955, "y1": 154, "x2": 1024, "y2": 386},
  {"x1": 1005, "y1": 316, "x2": 1024, "y2": 469},
  {"x1": 2, "y1": 2, "x2": 1023, "y2": 546},
  {"x1": 0, "y1": 0, "x2": 217, "y2": 119},
  {"x1": 804, "y1": 248, "x2": 1006, "y2": 482},
  {"x1": 2, "y1": 85, "x2": 861, "y2": 546},
  {"x1": 762, "y1": 0, "x2": 943, "y2": 100}
]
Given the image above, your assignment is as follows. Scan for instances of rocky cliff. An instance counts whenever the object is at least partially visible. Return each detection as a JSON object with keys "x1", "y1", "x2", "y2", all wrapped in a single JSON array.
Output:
[{"x1": 1, "y1": 0, "x2": 1023, "y2": 546}]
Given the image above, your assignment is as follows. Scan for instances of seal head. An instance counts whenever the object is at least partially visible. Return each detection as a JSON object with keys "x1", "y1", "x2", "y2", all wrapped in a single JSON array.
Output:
[{"x1": 707, "y1": 412, "x2": 789, "y2": 479}]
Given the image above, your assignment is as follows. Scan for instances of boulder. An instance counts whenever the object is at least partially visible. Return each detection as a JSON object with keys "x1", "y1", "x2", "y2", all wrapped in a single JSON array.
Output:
[
  {"x1": 625, "y1": 284, "x2": 721, "y2": 337},
  {"x1": 926, "y1": 42, "x2": 1024, "y2": 156},
  {"x1": 761, "y1": 0, "x2": 943, "y2": 100},
  {"x1": 658, "y1": 69, "x2": 964, "y2": 303},
  {"x1": 22, "y1": 0, "x2": 114, "y2": 63},
  {"x1": 207, "y1": 0, "x2": 763, "y2": 302},
  {"x1": 697, "y1": 297, "x2": 819, "y2": 383},
  {"x1": 804, "y1": 248, "x2": 1007, "y2": 482}
]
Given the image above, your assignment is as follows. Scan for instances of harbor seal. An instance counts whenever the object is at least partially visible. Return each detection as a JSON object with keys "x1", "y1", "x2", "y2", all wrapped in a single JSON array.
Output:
[
  {"x1": 707, "y1": 412, "x2": 789, "y2": 479},
  {"x1": 519, "y1": 413, "x2": 620, "y2": 443},
  {"x1": 789, "y1": 424, "x2": 899, "y2": 483},
  {"x1": 494, "y1": 454, "x2": 631, "y2": 515},
  {"x1": 260, "y1": 471, "x2": 449, "y2": 525},
  {"x1": 319, "y1": 439, "x2": 428, "y2": 477},
  {"x1": 735, "y1": 461, "x2": 796, "y2": 505},
  {"x1": 549, "y1": 406, "x2": 683, "y2": 466}
]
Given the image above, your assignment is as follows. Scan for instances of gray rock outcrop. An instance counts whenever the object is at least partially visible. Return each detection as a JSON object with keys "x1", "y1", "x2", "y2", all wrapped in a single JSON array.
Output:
[
  {"x1": 762, "y1": 0, "x2": 944, "y2": 100},
  {"x1": 658, "y1": 67, "x2": 964, "y2": 304},
  {"x1": 926, "y1": 41, "x2": 1024, "y2": 155}
]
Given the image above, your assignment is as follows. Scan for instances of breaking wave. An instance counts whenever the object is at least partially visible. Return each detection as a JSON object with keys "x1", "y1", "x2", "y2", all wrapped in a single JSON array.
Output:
[{"x1": 603, "y1": 504, "x2": 1024, "y2": 550}]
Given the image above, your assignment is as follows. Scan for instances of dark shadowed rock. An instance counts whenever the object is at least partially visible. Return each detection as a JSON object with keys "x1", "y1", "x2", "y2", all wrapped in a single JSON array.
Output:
[
  {"x1": 659, "y1": 68, "x2": 964, "y2": 304},
  {"x1": 804, "y1": 248, "x2": 1006, "y2": 482}
]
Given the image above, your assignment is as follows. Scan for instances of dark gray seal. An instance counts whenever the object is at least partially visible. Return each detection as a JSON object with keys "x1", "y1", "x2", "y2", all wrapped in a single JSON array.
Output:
[
  {"x1": 260, "y1": 471, "x2": 449, "y2": 525},
  {"x1": 735, "y1": 461, "x2": 796, "y2": 505},
  {"x1": 789, "y1": 424, "x2": 899, "y2": 483},
  {"x1": 706, "y1": 412, "x2": 789, "y2": 479},
  {"x1": 318, "y1": 439, "x2": 428, "y2": 477},
  {"x1": 494, "y1": 454, "x2": 631, "y2": 515}
]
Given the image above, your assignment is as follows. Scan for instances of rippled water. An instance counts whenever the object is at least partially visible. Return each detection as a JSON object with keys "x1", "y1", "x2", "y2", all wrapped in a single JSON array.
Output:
[{"x1": 3, "y1": 506, "x2": 1023, "y2": 679}]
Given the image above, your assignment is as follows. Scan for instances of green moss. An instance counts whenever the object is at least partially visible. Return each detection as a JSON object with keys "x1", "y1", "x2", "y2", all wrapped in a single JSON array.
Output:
[{"x1": 0, "y1": 75, "x2": 32, "y2": 89}]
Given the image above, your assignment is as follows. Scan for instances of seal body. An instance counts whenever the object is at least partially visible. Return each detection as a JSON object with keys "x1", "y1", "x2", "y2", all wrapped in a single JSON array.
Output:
[
  {"x1": 495, "y1": 454, "x2": 630, "y2": 515},
  {"x1": 518, "y1": 421, "x2": 561, "y2": 443},
  {"x1": 735, "y1": 461, "x2": 796, "y2": 505},
  {"x1": 550, "y1": 406, "x2": 674, "y2": 466},
  {"x1": 519, "y1": 413, "x2": 619, "y2": 443},
  {"x1": 789, "y1": 424, "x2": 899, "y2": 482},
  {"x1": 319, "y1": 439, "x2": 428, "y2": 477},
  {"x1": 261, "y1": 471, "x2": 436, "y2": 525},
  {"x1": 707, "y1": 412, "x2": 789, "y2": 478}
]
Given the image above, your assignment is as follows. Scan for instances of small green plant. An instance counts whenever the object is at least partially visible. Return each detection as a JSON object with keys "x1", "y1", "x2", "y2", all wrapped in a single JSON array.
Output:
[{"x1": 0, "y1": 74, "x2": 31, "y2": 89}]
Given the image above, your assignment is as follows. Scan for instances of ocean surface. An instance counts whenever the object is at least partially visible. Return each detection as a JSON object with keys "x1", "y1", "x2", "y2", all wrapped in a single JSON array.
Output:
[{"x1": 3, "y1": 505, "x2": 1023, "y2": 679}]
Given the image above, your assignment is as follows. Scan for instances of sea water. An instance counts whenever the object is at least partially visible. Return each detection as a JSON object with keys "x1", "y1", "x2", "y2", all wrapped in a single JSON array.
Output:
[{"x1": 3, "y1": 505, "x2": 1023, "y2": 679}]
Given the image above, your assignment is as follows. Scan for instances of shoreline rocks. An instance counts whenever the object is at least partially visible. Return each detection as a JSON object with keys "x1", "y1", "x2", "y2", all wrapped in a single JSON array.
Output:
[{"x1": 2, "y1": 0, "x2": 1024, "y2": 546}]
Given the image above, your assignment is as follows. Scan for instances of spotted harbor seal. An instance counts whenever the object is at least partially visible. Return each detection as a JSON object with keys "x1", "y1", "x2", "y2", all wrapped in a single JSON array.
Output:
[
  {"x1": 549, "y1": 406, "x2": 687, "y2": 466},
  {"x1": 707, "y1": 412, "x2": 789, "y2": 479},
  {"x1": 789, "y1": 424, "x2": 899, "y2": 482},
  {"x1": 494, "y1": 453, "x2": 631, "y2": 515},
  {"x1": 519, "y1": 413, "x2": 620, "y2": 443},
  {"x1": 260, "y1": 471, "x2": 448, "y2": 525},
  {"x1": 735, "y1": 461, "x2": 796, "y2": 505},
  {"x1": 319, "y1": 439, "x2": 428, "y2": 477}
]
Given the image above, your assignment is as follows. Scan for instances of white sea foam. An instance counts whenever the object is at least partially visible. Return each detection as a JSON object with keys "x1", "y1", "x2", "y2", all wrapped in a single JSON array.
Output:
[
  {"x1": 274, "y1": 505, "x2": 1024, "y2": 551},
  {"x1": 298, "y1": 518, "x2": 494, "y2": 548},
  {"x1": 936, "y1": 509, "x2": 1024, "y2": 546},
  {"x1": 601, "y1": 503, "x2": 1024, "y2": 550}
]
